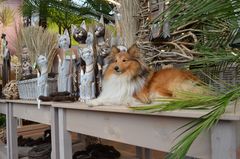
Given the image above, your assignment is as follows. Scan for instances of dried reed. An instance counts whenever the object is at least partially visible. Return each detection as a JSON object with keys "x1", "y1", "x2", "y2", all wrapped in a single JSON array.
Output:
[
  {"x1": 21, "y1": 26, "x2": 58, "y2": 72},
  {"x1": 13, "y1": 22, "x2": 23, "y2": 61}
]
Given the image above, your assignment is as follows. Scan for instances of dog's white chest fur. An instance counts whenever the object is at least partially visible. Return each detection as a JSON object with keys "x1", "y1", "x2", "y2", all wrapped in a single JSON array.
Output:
[{"x1": 88, "y1": 75, "x2": 145, "y2": 106}]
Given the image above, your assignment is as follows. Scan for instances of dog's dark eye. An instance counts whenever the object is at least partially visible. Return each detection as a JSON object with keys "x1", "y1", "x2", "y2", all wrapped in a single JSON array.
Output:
[
  {"x1": 122, "y1": 59, "x2": 126, "y2": 62},
  {"x1": 115, "y1": 60, "x2": 117, "y2": 62}
]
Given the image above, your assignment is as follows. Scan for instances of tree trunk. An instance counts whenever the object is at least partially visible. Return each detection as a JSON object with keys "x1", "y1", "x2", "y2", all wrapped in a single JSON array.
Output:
[{"x1": 118, "y1": 0, "x2": 140, "y2": 47}]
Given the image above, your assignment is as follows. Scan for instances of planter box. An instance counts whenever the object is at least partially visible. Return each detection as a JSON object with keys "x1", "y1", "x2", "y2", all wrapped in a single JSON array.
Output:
[{"x1": 17, "y1": 78, "x2": 57, "y2": 100}]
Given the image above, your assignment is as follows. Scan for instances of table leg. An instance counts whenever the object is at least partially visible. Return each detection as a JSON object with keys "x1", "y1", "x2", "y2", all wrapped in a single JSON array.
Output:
[
  {"x1": 58, "y1": 108, "x2": 72, "y2": 159},
  {"x1": 6, "y1": 103, "x2": 18, "y2": 159},
  {"x1": 144, "y1": 148, "x2": 152, "y2": 159},
  {"x1": 136, "y1": 146, "x2": 143, "y2": 159},
  {"x1": 51, "y1": 107, "x2": 60, "y2": 159},
  {"x1": 211, "y1": 121, "x2": 237, "y2": 159}
]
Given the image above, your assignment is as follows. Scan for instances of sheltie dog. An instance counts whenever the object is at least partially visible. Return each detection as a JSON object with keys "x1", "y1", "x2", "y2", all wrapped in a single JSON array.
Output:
[{"x1": 88, "y1": 44, "x2": 204, "y2": 106}]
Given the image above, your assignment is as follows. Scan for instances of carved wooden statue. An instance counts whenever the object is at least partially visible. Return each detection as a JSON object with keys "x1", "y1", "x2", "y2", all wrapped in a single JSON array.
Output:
[
  {"x1": 1, "y1": 34, "x2": 11, "y2": 87},
  {"x1": 72, "y1": 21, "x2": 96, "y2": 101},
  {"x1": 149, "y1": 0, "x2": 170, "y2": 41},
  {"x1": 58, "y1": 29, "x2": 75, "y2": 93},
  {"x1": 95, "y1": 15, "x2": 111, "y2": 91},
  {"x1": 37, "y1": 55, "x2": 48, "y2": 97},
  {"x1": 21, "y1": 46, "x2": 32, "y2": 78}
]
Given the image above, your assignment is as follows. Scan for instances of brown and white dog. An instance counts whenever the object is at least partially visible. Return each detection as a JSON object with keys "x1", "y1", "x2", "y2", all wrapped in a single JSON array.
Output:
[{"x1": 88, "y1": 44, "x2": 204, "y2": 106}]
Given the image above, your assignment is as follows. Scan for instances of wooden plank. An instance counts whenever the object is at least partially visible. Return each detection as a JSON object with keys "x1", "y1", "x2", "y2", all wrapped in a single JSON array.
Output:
[
  {"x1": 58, "y1": 108, "x2": 72, "y2": 159},
  {"x1": 0, "y1": 100, "x2": 7, "y2": 103},
  {"x1": 52, "y1": 102, "x2": 240, "y2": 121},
  {"x1": 17, "y1": 124, "x2": 49, "y2": 133},
  {"x1": 12, "y1": 103, "x2": 51, "y2": 125},
  {"x1": 4, "y1": 99, "x2": 52, "y2": 105},
  {"x1": 65, "y1": 109, "x2": 211, "y2": 158},
  {"x1": 211, "y1": 121, "x2": 237, "y2": 159},
  {"x1": 6, "y1": 103, "x2": 18, "y2": 159}
]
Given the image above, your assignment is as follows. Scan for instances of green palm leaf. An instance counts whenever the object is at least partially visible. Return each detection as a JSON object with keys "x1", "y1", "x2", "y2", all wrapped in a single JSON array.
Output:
[{"x1": 130, "y1": 86, "x2": 240, "y2": 158}]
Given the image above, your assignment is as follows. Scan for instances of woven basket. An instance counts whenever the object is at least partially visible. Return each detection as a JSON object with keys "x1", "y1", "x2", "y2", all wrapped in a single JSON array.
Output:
[
  {"x1": 0, "y1": 127, "x2": 6, "y2": 144},
  {"x1": 17, "y1": 78, "x2": 57, "y2": 100},
  {"x1": 196, "y1": 65, "x2": 240, "y2": 91}
]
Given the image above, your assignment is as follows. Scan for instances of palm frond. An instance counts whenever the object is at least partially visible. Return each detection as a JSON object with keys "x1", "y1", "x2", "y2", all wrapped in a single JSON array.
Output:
[
  {"x1": 130, "y1": 86, "x2": 240, "y2": 158},
  {"x1": 145, "y1": 0, "x2": 240, "y2": 55},
  {"x1": 152, "y1": 0, "x2": 239, "y2": 30},
  {"x1": 0, "y1": 5, "x2": 15, "y2": 27},
  {"x1": 189, "y1": 47, "x2": 240, "y2": 70}
]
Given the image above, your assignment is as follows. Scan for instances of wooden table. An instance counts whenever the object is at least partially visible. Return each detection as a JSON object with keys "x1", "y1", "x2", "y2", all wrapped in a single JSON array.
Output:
[
  {"x1": 52, "y1": 102, "x2": 240, "y2": 159},
  {"x1": 0, "y1": 100, "x2": 60, "y2": 159},
  {"x1": 1, "y1": 100, "x2": 240, "y2": 159}
]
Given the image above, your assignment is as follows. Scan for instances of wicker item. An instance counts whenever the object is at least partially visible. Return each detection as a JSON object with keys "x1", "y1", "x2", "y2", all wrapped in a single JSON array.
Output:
[
  {"x1": 2, "y1": 80, "x2": 19, "y2": 99},
  {"x1": 196, "y1": 65, "x2": 240, "y2": 91},
  {"x1": 0, "y1": 127, "x2": 6, "y2": 144},
  {"x1": 17, "y1": 78, "x2": 57, "y2": 100}
]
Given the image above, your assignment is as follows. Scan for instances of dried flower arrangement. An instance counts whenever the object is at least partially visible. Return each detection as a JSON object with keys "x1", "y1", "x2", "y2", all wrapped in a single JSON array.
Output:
[
  {"x1": 21, "y1": 26, "x2": 58, "y2": 73},
  {"x1": 14, "y1": 25, "x2": 58, "y2": 75},
  {"x1": 13, "y1": 25, "x2": 58, "y2": 99}
]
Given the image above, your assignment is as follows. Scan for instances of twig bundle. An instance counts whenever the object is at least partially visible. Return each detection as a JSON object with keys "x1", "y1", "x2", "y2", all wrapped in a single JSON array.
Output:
[
  {"x1": 136, "y1": 1, "x2": 198, "y2": 67},
  {"x1": 135, "y1": 0, "x2": 239, "y2": 68}
]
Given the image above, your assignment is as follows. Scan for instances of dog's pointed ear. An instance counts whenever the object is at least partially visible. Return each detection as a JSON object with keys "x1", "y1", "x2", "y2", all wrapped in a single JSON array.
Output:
[
  {"x1": 127, "y1": 44, "x2": 140, "y2": 58},
  {"x1": 108, "y1": 46, "x2": 120, "y2": 62},
  {"x1": 110, "y1": 46, "x2": 120, "y2": 57}
]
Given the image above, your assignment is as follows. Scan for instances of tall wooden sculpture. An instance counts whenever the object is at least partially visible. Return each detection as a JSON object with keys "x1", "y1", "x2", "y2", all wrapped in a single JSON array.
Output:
[
  {"x1": 95, "y1": 15, "x2": 111, "y2": 91},
  {"x1": 72, "y1": 21, "x2": 96, "y2": 101},
  {"x1": 37, "y1": 55, "x2": 48, "y2": 97},
  {"x1": 21, "y1": 45, "x2": 32, "y2": 78},
  {"x1": 1, "y1": 34, "x2": 11, "y2": 87},
  {"x1": 57, "y1": 29, "x2": 75, "y2": 93},
  {"x1": 149, "y1": 0, "x2": 170, "y2": 41}
]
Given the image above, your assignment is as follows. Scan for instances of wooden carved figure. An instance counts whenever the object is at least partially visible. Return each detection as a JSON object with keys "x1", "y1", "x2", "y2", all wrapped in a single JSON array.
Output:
[
  {"x1": 72, "y1": 21, "x2": 96, "y2": 101},
  {"x1": 37, "y1": 55, "x2": 48, "y2": 97},
  {"x1": 1, "y1": 34, "x2": 11, "y2": 86},
  {"x1": 149, "y1": 0, "x2": 170, "y2": 41},
  {"x1": 79, "y1": 32, "x2": 96, "y2": 100},
  {"x1": 72, "y1": 21, "x2": 88, "y2": 44},
  {"x1": 95, "y1": 15, "x2": 111, "y2": 91},
  {"x1": 21, "y1": 46, "x2": 32, "y2": 77},
  {"x1": 58, "y1": 29, "x2": 75, "y2": 93}
]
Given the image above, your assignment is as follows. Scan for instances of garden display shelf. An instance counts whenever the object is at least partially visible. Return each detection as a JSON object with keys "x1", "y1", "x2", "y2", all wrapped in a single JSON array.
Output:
[{"x1": 0, "y1": 99, "x2": 239, "y2": 159}]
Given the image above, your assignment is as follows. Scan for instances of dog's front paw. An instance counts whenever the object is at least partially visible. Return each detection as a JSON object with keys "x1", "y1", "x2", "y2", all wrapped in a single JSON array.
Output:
[{"x1": 86, "y1": 99, "x2": 103, "y2": 106}]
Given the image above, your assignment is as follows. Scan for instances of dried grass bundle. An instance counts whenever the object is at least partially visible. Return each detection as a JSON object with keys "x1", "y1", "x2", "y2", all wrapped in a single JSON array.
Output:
[
  {"x1": 13, "y1": 22, "x2": 23, "y2": 61},
  {"x1": 21, "y1": 26, "x2": 58, "y2": 72}
]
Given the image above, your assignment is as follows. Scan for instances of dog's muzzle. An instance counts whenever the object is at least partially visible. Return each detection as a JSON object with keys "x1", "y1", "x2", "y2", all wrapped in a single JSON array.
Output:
[{"x1": 114, "y1": 66, "x2": 120, "y2": 73}]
